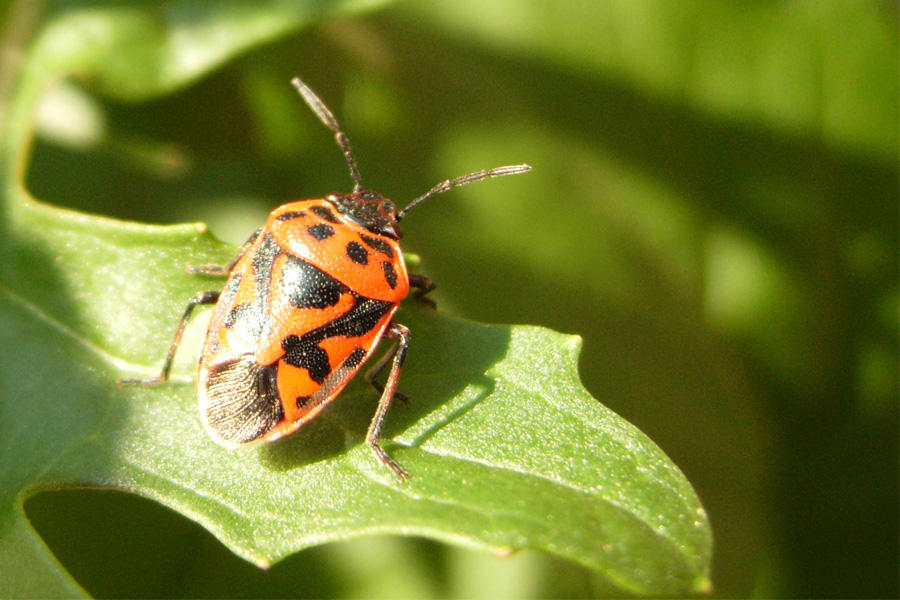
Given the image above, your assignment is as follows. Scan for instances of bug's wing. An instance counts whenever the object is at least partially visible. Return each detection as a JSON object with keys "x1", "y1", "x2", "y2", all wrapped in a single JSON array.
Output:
[{"x1": 202, "y1": 355, "x2": 283, "y2": 445}]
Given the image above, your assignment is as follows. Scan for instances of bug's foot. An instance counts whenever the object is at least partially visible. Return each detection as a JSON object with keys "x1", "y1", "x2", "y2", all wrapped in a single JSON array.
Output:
[
  {"x1": 371, "y1": 442, "x2": 410, "y2": 481},
  {"x1": 118, "y1": 376, "x2": 166, "y2": 388}
]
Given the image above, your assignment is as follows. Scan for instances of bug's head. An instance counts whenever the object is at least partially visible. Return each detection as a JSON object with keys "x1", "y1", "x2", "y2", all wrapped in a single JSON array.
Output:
[{"x1": 327, "y1": 191, "x2": 402, "y2": 239}]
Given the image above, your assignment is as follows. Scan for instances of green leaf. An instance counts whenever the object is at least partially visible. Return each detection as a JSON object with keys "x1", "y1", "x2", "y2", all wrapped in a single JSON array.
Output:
[
  {"x1": 0, "y1": 1, "x2": 711, "y2": 597},
  {"x1": 2, "y1": 199, "x2": 711, "y2": 596}
]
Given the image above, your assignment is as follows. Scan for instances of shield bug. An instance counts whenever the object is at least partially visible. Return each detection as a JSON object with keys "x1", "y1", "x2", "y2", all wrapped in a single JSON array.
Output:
[{"x1": 123, "y1": 77, "x2": 530, "y2": 479}]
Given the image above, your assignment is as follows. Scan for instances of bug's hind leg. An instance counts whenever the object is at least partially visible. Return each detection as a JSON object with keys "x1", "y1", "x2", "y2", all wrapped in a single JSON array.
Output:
[
  {"x1": 365, "y1": 322, "x2": 411, "y2": 480},
  {"x1": 365, "y1": 340, "x2": 409, "y2": 407},
  {"x1": 119, "y1": 290, "x2": 220, "y2": 386}
]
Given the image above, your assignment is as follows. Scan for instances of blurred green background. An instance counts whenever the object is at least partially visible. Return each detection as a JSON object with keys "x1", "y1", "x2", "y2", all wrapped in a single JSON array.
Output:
[{"x1": 9, "y1": 0, "x2": 897, "y2": 597}]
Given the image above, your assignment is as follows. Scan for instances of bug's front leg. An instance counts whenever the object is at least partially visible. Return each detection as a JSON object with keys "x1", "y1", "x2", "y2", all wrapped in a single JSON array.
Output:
[
  {"x1": 120, "y1": 290, "x2": 220, "y2": 386},
  {"x1": 409, "y1": 274, "x2": 436, "y2": 308},
  {"x1": 365, "y1": 342, "x2": 409, "y2": 407},
  {"x1": 365, "y1": 322, "x2": 411, "y2": 480}
]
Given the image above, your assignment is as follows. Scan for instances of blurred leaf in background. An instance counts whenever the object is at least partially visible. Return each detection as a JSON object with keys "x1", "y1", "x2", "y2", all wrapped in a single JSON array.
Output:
[{"x1": 2, "y1": 0, "x2": 897, "y2": 598}]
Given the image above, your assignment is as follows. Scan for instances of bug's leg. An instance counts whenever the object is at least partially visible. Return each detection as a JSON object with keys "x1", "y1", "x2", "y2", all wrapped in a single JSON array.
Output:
[
  {"x1": 188, "y1": 264, "x2": 230, "y2": 277},
  {"x1": 409, "y1": 274, "x2": 436, "y2": 308},
  {"x1": 366, "y1": 322, "x2": 411, "y2": 480},
  {"x1": 365, "y1": 343, "x2": 409, "y2": 407},
  {"x1": 119, "y1": 291, "x2": 220, "y2": 386},
  {"x1": 188, "y1": 229, "x2": 261, "y2": 276}
]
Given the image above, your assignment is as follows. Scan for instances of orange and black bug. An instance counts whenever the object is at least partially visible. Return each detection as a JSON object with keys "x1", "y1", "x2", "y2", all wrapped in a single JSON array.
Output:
[{"x1": 122, "y1": 77, "x2": 530, "y2": 480}]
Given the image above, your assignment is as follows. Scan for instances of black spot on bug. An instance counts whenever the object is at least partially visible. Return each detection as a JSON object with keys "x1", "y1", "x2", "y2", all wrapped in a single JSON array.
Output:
[
  {"x1": 359, "y1": 234, "x2": 394, "y2": 258},
  {"x1": 321, "y1": 296, "x2": 394, "y2": 339},
  {"x1": 252, "y1": 234, "x2": 280, "y2": 270},
  {"x1": 224, "y1": 304, "x2": 244, "y2": 328},
  {"x1": 204, "y1": 358, "x2": 282, "y2": 444},
  {"x1": 202, "y1": 273, "x2": 243, "y2": 356},
  {"x1": 346, "y1": 241, "x2": 369, "y2": 265},
  {"x1": 307, "y1": 223, "x2": 334, "y2": 241},
  {"x1": 285, "y1": 294, "x2": 393, "y2": 344},
  {"x1": 281, "y1": 294, "x2": 394, "y2": 383},
  {"x1": 225, "y1": 302, "x2": 265, "y2": 343},
  {"x1": 381, "y1": 262, "x2": 398, "y2": 290},
  {"x1": 344, "y1": 347, "x2": 367, "y2": 368},
  {"x1": 281, "y1": 258, "x2": 348, "y2": 309},
  {"x1": 276, "y1": 211, "x2": 306, "y2": 222},
  {"x1": 310, "y1": 205, "x2": 340, "y2": 223},
  {"x1": 251, "y1": 234, "x2": 280, "y2": 304},
  {"x1": 282, "y1": 335, "x2": 331, "y2": 385},
  {"x1": 296, "y1": 395, "x2": 311, "y2": 408}
]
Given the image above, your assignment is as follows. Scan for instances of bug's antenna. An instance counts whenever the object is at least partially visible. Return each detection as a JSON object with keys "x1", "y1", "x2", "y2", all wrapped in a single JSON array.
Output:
[
  {"x1": 397, "y1": 164, "x2": 532, "y2": 221},
  {"x1": 292, "y1": 77, "x2": 363, "y2": 193}
]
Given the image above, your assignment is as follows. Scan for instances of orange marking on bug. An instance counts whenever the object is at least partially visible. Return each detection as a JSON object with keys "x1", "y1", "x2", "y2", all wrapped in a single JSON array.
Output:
[{"x1": 275, "y1": 363, "x2": 322, "y2": 415}]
